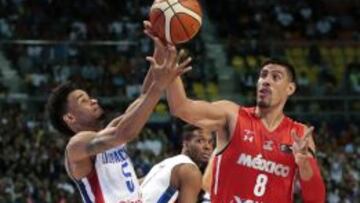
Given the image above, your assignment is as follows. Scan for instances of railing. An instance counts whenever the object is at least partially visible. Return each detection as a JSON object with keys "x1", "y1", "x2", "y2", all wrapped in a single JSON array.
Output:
[
  {"x1": 1, "y1": 93, "x2": 358, "y2": 120},
  {"x1": 0, "y1": 40, "x2": 359, "y2": 121}
]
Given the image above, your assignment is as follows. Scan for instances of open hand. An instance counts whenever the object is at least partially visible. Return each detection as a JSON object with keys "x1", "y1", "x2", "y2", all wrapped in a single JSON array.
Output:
[
  {"x1": 144, "y1": 20, "x2": 166, "y2": 64},
  {"x1": 291, "y1": 126, "x2": 314, "y2": 166},
  {"x1": 146, "y1": 45, "x2": 192, "y2": 91}
]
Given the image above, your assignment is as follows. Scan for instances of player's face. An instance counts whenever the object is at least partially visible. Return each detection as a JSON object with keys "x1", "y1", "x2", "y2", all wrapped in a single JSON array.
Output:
[
  {"x1": 256, "y1": 64, "x2": 295, "y2": 108},
  {"x1": 186, "y1": 129, "x2": 214, "y2": 166},
  {"x1": 65, "y1": 89, "x2": 104, "y2": 127}
]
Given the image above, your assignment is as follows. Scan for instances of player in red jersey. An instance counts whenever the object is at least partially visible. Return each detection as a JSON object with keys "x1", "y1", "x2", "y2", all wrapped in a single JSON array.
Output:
[{"x1": 166, "y1": 59, "x2": 326, "y2": 203}]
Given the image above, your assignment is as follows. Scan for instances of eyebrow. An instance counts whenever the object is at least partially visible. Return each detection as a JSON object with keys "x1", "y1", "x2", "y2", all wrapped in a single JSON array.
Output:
[
  {"x1": 76, "y1": 93, "x2": 85, "y2": 101},
  {"x1": 270, "y1": 70, "x2": 285, "y2": 75}
]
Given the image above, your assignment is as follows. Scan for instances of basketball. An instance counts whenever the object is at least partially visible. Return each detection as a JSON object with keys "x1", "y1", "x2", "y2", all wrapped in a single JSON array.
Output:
[{"x1": 149, "y1": 0, "x2": 202, "y2": 44}]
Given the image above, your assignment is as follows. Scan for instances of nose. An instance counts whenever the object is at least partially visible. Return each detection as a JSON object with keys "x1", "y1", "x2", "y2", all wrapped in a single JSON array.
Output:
[
  {"x1": 260, "y1": 76, "x2": 271, "y2": 87},
  {"x1": 91, "y1": 98, "x2": 98, "y2": 105},
  {"x1": 204, "y1": 141, "x2": 213, "y2": 151}
]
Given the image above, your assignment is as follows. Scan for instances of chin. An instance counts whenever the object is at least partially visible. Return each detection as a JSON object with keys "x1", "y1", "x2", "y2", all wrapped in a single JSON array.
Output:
[{"x1": 257, "y1": 100, "x2": 271, "y2": 108}]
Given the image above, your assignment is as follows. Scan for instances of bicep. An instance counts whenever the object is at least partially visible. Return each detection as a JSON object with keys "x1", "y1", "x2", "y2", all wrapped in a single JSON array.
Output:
[
  {"x1": 66, "y1": 131, "x2": 116, "y2": 162},
  {"x1": 175, "y1": 100, "x2": 236, "y2": 131}
]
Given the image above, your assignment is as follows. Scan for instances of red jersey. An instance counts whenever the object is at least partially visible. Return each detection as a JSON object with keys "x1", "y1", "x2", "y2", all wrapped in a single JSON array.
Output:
[{"x1": 211, "y1": 107, "x2": 305, "y2": 203}]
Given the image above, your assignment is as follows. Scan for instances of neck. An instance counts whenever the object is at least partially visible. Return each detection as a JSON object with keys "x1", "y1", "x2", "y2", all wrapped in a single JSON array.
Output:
[
  {"x1": 181, "y1": 148, "x2": 187, "y2": 156},
  {"x1": 72, "y1": 121, "x2": 102, "y2": 133},
  {"x1": 255, "y1": 103, "x2": 285, "y2": 131}
]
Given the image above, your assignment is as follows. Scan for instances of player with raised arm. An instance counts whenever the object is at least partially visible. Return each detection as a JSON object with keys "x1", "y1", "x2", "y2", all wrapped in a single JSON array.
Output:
[
  {"x1": 166, "y1": 58, "x2": 326, "y2": 203},
  {"x1": 46, "y1": 33, "x2": 192, "y2": 203}
]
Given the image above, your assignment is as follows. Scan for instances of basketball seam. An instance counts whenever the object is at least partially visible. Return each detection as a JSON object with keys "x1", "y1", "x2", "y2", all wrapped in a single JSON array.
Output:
[
  {"x1": 177, "y1": 0, "x2": 201, "y2": 14},
  {"x1": 151, "y1": 8, "x2": 164, "y2": 31},
  {"x1": 165, "y1": 0, "x2": 192, "y2": 41},
  {"x1": 174, "y1": 12, "x2": 201, "y2": 36},
  {"x1": 151, "y1": 1, "x2": 180, "y2": 36}
]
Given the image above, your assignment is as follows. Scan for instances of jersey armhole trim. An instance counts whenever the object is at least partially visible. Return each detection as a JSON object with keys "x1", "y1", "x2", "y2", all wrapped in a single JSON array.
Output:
[
  {"x1": 65, "y1": 149, "x2": 96, "y2": 181},
  {"x1": 215, "y1": 106, "x2": 242, "y2": 156}
]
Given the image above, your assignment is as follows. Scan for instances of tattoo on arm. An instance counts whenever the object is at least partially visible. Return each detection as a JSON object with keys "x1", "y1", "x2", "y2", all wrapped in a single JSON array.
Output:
[{"x1": 86, "y1": 137, "x2": 113, "y2": 155}]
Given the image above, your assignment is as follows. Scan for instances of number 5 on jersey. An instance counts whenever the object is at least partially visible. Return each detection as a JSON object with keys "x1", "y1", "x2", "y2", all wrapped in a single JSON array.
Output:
[{"x1": 253, "y1": 174, "x2": 268, "y2": 197}]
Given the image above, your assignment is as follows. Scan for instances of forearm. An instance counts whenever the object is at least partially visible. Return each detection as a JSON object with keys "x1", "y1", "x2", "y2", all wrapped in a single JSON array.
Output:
[
  {"x1": 299, "y1": 158, "x2": 326, "y2": 203},
  {"x1": 166, "y1": 76, "x2": 189, "y2": 115},
  {"x1": 115, "y1": 83, "x2": 162, "y2": 143},
  {"x1": 141, "y1": 68, "x2": 153, "y2": 94},
  {"x1": 298, "y1": 157, "x2": 314, "y2": 181},
  {"x1": 166, "y1": 77, "x2": 228, "y2": 130}
]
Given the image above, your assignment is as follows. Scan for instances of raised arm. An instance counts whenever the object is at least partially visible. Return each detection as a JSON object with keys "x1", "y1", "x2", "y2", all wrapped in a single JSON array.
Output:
[
  {"x1": 167, "y1": 76, "x2": 236, "y2": 131},
  {"x1": 292, "y1": 127, "x2": 326, "y2": 203},
  {"x1": 66, "y1": 45, "x2": 192, "y2": 162}
]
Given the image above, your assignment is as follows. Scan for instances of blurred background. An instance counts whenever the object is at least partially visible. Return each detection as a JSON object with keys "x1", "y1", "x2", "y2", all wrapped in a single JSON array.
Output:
[{"x1": 0, "y1": 0, "x2": 359, "y2": 202}]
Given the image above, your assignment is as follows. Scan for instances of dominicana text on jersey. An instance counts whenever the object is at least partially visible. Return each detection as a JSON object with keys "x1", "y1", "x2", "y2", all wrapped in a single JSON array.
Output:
[{"x1": 75, "y1": 145, "x2": 142, "y2": 203}]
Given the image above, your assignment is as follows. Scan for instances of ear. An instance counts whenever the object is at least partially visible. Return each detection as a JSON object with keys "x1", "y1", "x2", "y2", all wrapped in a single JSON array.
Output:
[
  {"x1": 287, "y1": 82, "x2": 296, "y2": 96},
  {"x1": 63, "y1": 113, "x2": 76, "y2": 125}
]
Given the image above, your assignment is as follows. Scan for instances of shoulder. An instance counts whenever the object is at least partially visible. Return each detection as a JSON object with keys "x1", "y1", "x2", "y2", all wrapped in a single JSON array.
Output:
[
  {"x1": 67, "y1": 131, "x2": 97, "y2": 149},
  {"x1": 66, "y1": 131, "x2": 97, "y2": 160},
  {"x1": 175, "y1": 163, "x2": 202, "y2": 185}
]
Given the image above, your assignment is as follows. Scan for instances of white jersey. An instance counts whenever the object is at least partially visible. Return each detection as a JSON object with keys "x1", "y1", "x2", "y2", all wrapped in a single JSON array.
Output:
[
  {"x1": 140, "y1": 154, "x2": 196, "y2": 203},
  {"x1": 73, "y1": 145, "x2": 142, "y2": 203}
]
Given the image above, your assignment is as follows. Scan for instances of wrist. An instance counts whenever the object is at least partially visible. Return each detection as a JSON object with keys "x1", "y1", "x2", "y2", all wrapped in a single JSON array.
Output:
[
  {"x1": 150, "y1": 82, "x2": 165, "y2": 94},
  {"x1": 298, "y1": 157, "x2": 314, "y2": 181}
]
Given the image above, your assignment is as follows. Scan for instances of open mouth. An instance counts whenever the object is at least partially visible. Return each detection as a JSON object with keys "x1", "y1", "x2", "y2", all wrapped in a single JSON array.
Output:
[{"x1": 259, "y1": 88, "x2": 271, "y2": 97}]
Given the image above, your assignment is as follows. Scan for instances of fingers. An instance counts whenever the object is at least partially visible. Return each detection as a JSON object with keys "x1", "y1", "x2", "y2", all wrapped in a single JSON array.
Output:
[
  {"x1": 303, "y1": 126, "x2": 314, "y2": 140},
  {"x1": 292, "y1": 127, "x2": 314, "y2": 155},
  {"x1": 178, "y1": 56, "x2": 192, "y2": 69},
  {"x1": 143, "y1": 20, "x2": 165, "y2": 48},
  {"x1": 165, "y1": 45, "x2": 178, "y2": 68},
  {"x1": 292, "y1": 126, "x2": 314, "y2": 143},
  {"x1": 177, "y1": 66, "x2": 192, "y2": 76},
  {"x1": 146, "y1": 56, "x2": 157, "y2": 67},
  {"x1": 143, "y1": 20, "x2": 152, "y2": 30},
  {"x1": 291, "y1": 129, "x2": 301, "y2": 143},
  {"x1": 176, "y1": 49, "x2": 188, "y2": 64},
  {"x1": 153, "y1": 36, "x2": 166, "y2": 51}
]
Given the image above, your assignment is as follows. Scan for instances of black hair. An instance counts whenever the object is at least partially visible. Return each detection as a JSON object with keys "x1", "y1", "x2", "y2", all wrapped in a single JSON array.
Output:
[
  {"x1": 46, "y1": 82, "x2": 77, "y2": 136},
  {"x1": 260, "y1": 59, "x2": 297, "y2": 86},
  {"x1": 181, "y1": 124, "x2": 201, "y2": 141}
]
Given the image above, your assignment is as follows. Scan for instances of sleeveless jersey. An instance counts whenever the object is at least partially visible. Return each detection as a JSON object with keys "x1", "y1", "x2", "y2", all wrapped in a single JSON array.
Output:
[
  {"x1": 73, "y1": 145, "x2": 142, "y2": 203},
  {"x1": 211, "y1": 107, "x2": 305, "y2": 203},
  {"x1": 140, "y1": 154, "x2": 196, "y2": 203}
]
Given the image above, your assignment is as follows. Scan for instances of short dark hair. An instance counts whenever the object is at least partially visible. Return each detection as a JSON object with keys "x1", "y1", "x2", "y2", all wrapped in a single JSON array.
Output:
[
  {"x1": 181, "y1": 124, "x2": 201, "y2": 141},
  {"x1": 46, "y1": 82, "x2": 76, "y2": 135},
  {"x1": 260, "y1": 59, "x2": 297, "y2": 85}
]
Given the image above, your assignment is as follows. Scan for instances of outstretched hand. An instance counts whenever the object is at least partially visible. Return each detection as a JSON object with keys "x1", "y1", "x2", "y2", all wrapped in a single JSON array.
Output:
[
  {"x1": 144, "y1": 20, "x2": 167, "y2": 64},
  {"x1": 146, "y1": 44, "x2": 192, "y2": 91},
  {"x1": 291, "y1": 126, "x2": 314, "y2": 166}
]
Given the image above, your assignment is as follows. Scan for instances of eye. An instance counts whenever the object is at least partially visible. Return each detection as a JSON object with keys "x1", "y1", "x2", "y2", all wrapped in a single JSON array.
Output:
[
  {"x1": 260, "y1": 71, "x2": 267, "y2": 78},
  {"x1": 273, "y1": 74, "x2": 281, "y2": 81}
]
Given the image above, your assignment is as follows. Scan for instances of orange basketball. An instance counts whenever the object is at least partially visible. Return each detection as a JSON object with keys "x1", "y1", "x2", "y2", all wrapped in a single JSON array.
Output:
[{"x1": 149, "y1": 0, "x2": 202, "y2": 44}]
